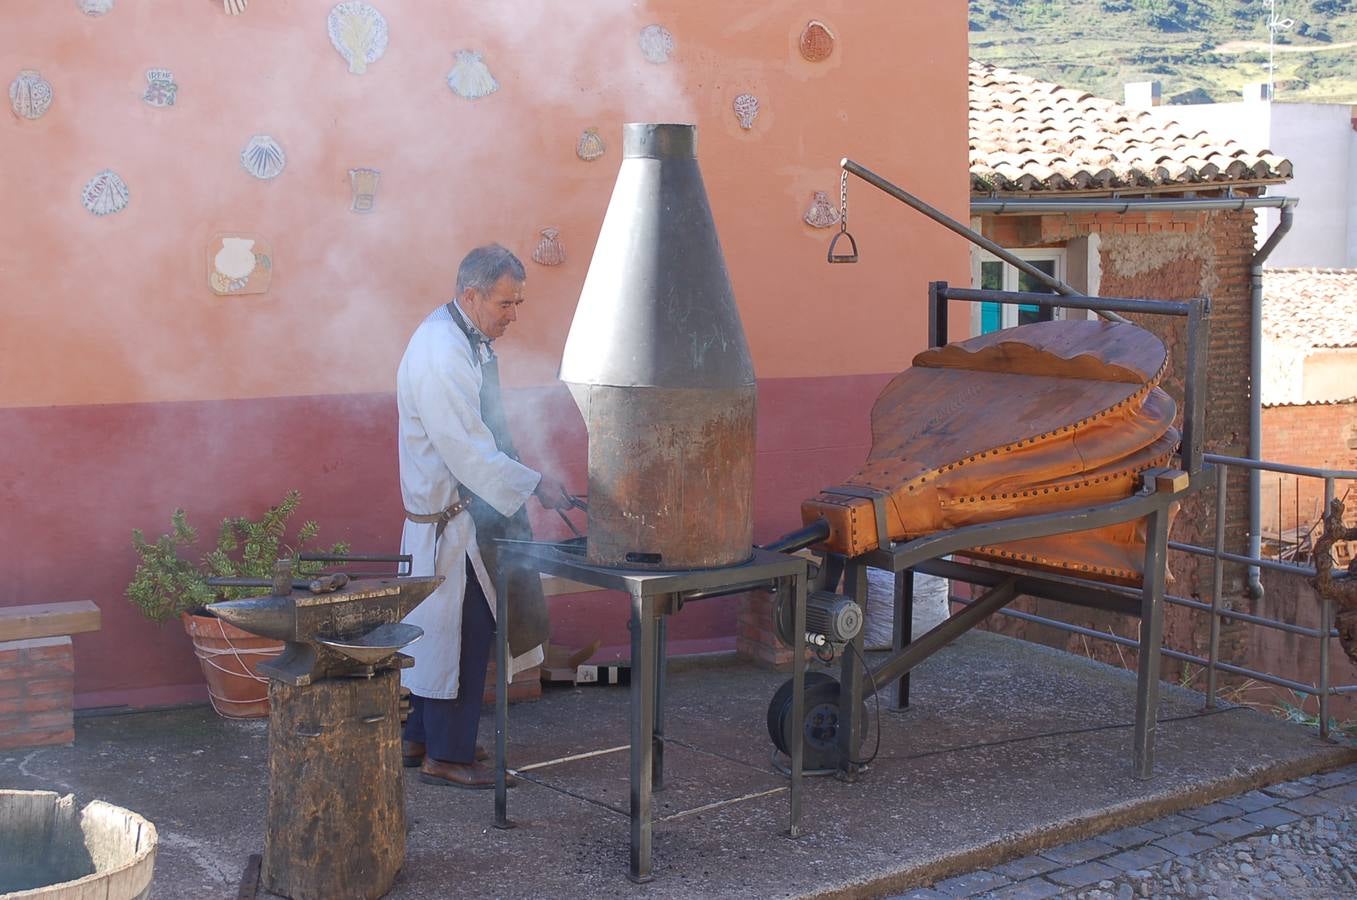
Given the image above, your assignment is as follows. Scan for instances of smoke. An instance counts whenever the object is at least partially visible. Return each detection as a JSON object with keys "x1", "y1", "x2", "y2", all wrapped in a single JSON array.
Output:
[{"x1": 1, "y1": 1, "x2": 697, "y2": 412}]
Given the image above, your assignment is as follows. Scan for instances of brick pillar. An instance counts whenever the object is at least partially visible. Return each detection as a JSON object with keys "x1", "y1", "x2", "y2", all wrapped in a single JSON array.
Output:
[
  {"x1": 737, "y1": 590, "x2": 805, "y2": 670},
  {"x1": 0, "y1": 636, "x2": 76, "y2": 750}
]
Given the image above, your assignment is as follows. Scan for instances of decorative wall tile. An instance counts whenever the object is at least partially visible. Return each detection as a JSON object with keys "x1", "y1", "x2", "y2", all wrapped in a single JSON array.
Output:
[
  {"x1": 803, "y1": 191, "x2": 839, "y2": 228},
  {"x1": 447, "y1": 50, "x2": 498, "y2": 100},
  {"x1": 576, "y1": 127, "x2": 605, "y2": 162},
  {"x1": 733, "y1": 93, "x2": 759, "y2": 130},
  {"x1": 531, "y1": 228, "x2": 565, "y2": 266},
  {"x1": 142, "y1": 69, "x2": 177, "y2": 108},
  {"x1": 10, "y1": 70, "x2": 53, "y2": 120},
  {"x1": 81, "y1": 170, "x2": 129, "y2": 216},
  {"x1": 799, "y1": 20, "x2": 835, "y2": 62},
  {"x1": 327, "y1": 2, "x2": 388, "y2": 75},
  {"x1": 240, "y1": 135, "x2": 286, "y2": 180},
  {"x1": 638, "y1": 24, "x2": 674, "y2": 64},
  {"x1": 348, "y1": 167, "x2": 380, "y2": 212},
  {"x1": 208, "y1": 234, "x2": 272, "y2": 295}
]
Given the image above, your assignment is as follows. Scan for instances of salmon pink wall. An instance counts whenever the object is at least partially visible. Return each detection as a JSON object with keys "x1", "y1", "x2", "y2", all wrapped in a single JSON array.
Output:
[
  {"x1": 2, "y1": 1, "x2": 968, "y2": 708},
  {"x1": 2, "y1": 1, "x2": 967, "y2": 407}
]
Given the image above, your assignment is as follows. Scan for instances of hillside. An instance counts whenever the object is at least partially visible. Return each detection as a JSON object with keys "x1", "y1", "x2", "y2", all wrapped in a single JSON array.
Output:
[{"x1": 969, "y1": 0, "x2": 1357, "y2": 104}]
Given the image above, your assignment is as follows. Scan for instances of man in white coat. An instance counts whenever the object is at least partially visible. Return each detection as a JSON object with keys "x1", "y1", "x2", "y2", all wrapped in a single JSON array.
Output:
[{"x1": 396, "y1": 244, "x2": 570, "y2": 788}]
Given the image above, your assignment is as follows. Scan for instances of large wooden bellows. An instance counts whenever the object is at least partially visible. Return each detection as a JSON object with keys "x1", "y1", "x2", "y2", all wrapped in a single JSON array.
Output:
[{"x1": 802, "y1": 319, "x2": 1179, "y2": 584}]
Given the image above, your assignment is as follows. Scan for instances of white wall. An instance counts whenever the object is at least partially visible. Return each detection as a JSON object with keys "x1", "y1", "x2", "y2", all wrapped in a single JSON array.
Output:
[{"x1": 1147, "y1": 100, "x2": 1356, "y2": 268}]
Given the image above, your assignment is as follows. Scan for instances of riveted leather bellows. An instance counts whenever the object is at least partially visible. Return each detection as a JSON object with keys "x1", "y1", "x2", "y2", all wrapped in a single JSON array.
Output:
[{"x1": 801, "y1": 319, "x2": 1178, "y2": 584}]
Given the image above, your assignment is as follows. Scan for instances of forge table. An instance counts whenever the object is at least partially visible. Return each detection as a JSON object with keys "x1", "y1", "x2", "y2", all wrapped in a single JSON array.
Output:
[{"x1": 492, "y1": 543, "x2": 810, "y2": 883}]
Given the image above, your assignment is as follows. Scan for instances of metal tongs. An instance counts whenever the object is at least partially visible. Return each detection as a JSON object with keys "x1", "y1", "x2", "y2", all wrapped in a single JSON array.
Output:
[{"x1": 556, "y1": 492, "x2": 588, "y2": 538}]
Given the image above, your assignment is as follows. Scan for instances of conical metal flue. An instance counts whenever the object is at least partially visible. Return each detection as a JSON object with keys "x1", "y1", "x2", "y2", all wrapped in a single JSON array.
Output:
[{"x1": 560, "y1": 123, "x2": 756, "y2": 570}]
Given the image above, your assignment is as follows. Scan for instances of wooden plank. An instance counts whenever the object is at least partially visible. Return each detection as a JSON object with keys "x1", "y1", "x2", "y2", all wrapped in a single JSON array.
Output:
[{"x1": 0, "y1": 601, "x2": 101, "y2": 642}]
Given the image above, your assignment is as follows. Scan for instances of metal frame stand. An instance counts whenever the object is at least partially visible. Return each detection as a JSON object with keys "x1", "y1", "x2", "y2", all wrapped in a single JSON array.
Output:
[
  {"x1": 834, "y1": 473, "x2": 1191, "y2": 782},
  {"x1": 492, "y1": 543, "x2": 809, "y2": 883}
]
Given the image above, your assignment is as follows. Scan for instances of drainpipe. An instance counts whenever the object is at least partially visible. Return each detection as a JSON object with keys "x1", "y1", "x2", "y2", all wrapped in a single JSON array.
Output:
[{"x1": 1247, "y1": 205, "x2": 1295, "y2": 601}]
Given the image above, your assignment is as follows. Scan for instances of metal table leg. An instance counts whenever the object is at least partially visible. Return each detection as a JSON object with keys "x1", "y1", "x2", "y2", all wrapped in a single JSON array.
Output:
[
  {"x1": 837, "y1": 561, "x2": 868, "y2": 781},
  {"x1": 892, "y1": 569, "x2": 914, "y2": 709},
  {"x1": 788, "y1": 573, "x2": 806, "y2": 838},
  {"x1": 653, "y1": 612, "x2": 667, "y2": 793},
  {"x1": 494, "y1": 565, "x2": 513, "y2": 829},
  {"x1": 1134, "y1": 505, "x2": 1169, "y2": 779},
  {"x1": 628, "y1": 590, "x2": 657, "y2": 883}
]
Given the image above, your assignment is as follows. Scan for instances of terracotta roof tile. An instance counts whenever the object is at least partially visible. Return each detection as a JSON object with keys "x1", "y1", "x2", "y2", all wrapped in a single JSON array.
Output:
[
  {"x1": 969, "y1": 61, "x2": 1292, "y2": 194},
  {"x1": 1263, "y1": 269, "x2": 1357, "y2": 349}
]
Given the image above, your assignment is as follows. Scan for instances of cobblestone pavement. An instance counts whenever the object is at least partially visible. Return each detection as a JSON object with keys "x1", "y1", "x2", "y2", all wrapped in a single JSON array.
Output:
[{"x1": 893, "y1": 762, "x2": 1357, "y2": 899}]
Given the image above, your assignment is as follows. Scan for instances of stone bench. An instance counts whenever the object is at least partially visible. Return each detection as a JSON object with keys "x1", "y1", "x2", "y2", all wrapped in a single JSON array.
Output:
[{"x1": 0, "y1": 601, "x2": 101, "y2": 750}]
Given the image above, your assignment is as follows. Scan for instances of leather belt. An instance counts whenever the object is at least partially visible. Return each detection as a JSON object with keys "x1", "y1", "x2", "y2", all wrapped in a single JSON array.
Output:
[{"x1": 405, "y1": 495, "x2": 473, "y2": 541}]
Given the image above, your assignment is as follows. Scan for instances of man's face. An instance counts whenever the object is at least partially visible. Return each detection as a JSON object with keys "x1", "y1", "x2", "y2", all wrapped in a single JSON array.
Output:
[{"x1": 461, "y1": 274, "x2": 525, "y2": 340}]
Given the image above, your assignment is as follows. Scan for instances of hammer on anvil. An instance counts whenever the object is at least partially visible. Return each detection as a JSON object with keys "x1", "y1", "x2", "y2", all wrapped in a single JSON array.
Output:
[{"x1": 207, "y1": 559, "x2": 443, "y2": 686}]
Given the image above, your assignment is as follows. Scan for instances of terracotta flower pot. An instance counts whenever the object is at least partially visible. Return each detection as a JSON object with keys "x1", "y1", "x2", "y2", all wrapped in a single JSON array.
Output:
[{"x1": 180, "y1": 612, "x2": 284, "y2": 719}]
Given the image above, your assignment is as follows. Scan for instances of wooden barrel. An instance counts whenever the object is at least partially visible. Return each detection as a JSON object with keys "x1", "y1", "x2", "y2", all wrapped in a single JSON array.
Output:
[{"x1": 0, "y1": 790, "x2": 156, "y2": 899}]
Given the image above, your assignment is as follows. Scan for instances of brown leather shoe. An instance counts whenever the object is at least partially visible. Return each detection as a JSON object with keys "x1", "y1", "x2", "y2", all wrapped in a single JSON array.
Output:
[
  {"x1": 418, "y1": 758, "x2": 516, "y2": 790},
  {"x1": 403, "y1": 741, "x2": 488, "y2": 767}
]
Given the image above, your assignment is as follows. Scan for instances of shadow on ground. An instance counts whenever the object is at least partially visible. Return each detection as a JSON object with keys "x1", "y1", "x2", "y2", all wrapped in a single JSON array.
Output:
[{"x1": 2, "y1": 631, "x2": 1352, "y2": 898}]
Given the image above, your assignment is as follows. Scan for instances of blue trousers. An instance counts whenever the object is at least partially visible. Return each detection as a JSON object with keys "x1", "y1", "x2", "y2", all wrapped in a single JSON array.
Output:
[{"x1": 403, "y1": 559, "x2": 494, "y2": 764}]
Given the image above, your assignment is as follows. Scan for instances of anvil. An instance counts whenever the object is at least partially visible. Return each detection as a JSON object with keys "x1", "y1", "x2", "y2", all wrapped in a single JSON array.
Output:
[{"x1": 208, "y1": 573, "x2": 442, "y2": 686}]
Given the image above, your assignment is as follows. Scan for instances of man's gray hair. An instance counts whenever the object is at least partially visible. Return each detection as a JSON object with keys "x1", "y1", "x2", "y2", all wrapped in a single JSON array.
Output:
[{"x1": 456, "y1": 244, "x2": 526, "y2": 294}]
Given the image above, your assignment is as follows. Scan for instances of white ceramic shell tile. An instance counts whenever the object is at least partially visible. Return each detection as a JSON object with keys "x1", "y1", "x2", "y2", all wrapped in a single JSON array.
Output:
[
  {"x1": 447, "y1": 50, "x2": 498, "y2": 100},
  {"x1": 733, "y1": 93, "x2": 759, "y2": 130},
  {"x1": 348, "y1": 167, "x2": 380, "y2": 212},
  {"x1": 576, "y1": 127, "x2": 606, "y2": 162},
  {"x1": 240, "y1": 135, "x2": 286, "y2": 179},
  {"x1": 327, "y1": 2, "x2": 388, "y2": 75},
  {"x1": 10, "y1": 70, "x2": 53, "y2": 120},
  {"x1": 78, "y1": 0, "x2": 114, "y2": 16},
  {"x1": 638, "y1": 24, "x2": 674, "y2": 64},
  {"x1": 803, "y1": 191, "x2": 839, "y2": 228},
  {"x1": 81, "y1": 170, "x2": 129, "y2": 216},
  {"x1": 142, "y1": 69, "x2": 177, "y2": 108},
  {"x1": 531, "y1": 228, "x2": 565, "y2": 266}
]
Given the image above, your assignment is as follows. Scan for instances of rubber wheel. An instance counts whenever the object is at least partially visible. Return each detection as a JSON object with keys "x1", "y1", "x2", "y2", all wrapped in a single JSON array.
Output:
[
  {"x1": 766, "y1": 674, "x2": 868, "y2": 770},
  {"x1": 766, "y1": 671, "x2": 834, "y2": 751}
]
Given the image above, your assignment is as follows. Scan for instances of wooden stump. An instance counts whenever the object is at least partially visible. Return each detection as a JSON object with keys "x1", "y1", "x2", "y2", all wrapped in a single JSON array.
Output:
[{"x1": 262, "y1": 670, "x2": 403, "y2": 900}]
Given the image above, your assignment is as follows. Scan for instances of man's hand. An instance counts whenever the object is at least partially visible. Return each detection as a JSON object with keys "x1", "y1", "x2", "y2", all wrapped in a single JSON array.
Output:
[{"x1": 533, "y1": 474, "x2": 572, "y2": 511}]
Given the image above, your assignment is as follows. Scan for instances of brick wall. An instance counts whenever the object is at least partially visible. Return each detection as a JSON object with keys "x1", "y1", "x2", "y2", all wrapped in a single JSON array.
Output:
[
  {"x1": 976, "y1": 208, "x2": 1259, "y2": 674},
  {"x1": 1260, "y1": 401, "x2": 1357, "y2": 538},
  {"x1": 0, "y1": 637, "x2": 75, "y2": 750}
]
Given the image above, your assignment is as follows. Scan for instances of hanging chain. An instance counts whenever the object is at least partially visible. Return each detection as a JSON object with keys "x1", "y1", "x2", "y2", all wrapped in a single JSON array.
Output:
[{"x1": 838, "y1": 170, "x2": 849, "y2": 232}]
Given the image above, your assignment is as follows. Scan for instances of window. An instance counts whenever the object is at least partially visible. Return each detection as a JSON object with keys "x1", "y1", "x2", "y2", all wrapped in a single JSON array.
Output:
[{"x1": 971, "y1": 250, "x2": 1064, "y2": 335}]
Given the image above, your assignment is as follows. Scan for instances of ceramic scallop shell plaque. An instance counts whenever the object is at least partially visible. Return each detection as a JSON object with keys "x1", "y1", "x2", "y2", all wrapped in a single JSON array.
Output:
[
  {"x1": 241, "y1": 135, "x2": 286, "y2": 180},
  {"x1": 447, "y1": 50, "x2": 498, "y2": 100},
  {"x1": 81, "y1": 170, "x2": 129, "y2": 216},
  {"x1": 638, "y1": 24, "x2": 674, "y2": 64},
  {"x1": 78, "y1": 0, "x2": 114, "y2": 15},
  {"x1": 803, "y1": 191, "x2": 839, "y2": 229},
  {"x1": 328, "y1": 2, "x2": 388, "y2": 75},
  {"x1": 208, "y1": 234, "x2": 272, "y2": 295},
  {"x1": 10, "y1": 70, "x2": 53, "y2": 120},
  {"x1": 576, "y1": 127, "x2": 605, "y2": 162},
  {"x1": 799, "y1": 20, "x2": 835, "y2": 62},
  {"x1": 531, "y1": 228, "x2": 565, "y2": 266},
  {"x1": 732, "y1": 93, "x2": 759, "y2": 130}
]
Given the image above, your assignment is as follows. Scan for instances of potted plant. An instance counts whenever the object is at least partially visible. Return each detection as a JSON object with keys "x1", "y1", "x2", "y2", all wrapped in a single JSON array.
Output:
[{"x1": 127, "y1": 491, "x2": 347, "y2": 718}]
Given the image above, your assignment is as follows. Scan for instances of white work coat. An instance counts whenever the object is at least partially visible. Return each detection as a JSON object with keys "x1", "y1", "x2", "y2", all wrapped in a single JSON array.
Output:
[{"x1": 396, "y1": 305, "x2": 542, "y2": 699}]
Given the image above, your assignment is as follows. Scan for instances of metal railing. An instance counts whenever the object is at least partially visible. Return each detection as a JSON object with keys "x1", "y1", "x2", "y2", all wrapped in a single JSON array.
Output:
[{"x1": 963, "y1": 453, "x2": 1357, "y2": 738}]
